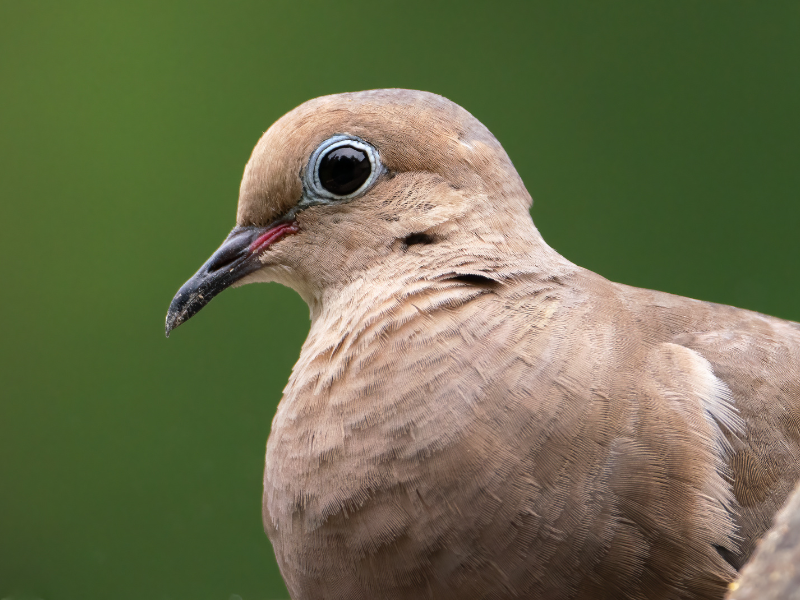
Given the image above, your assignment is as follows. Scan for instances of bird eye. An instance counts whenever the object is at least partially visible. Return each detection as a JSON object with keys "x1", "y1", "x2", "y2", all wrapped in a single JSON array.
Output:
[
  {"x1": 307, "y1": 136, "x2": 381, "y2": 200},
  {"x1": 318, "y1": 146, "x2": 371, "y2": 196}
]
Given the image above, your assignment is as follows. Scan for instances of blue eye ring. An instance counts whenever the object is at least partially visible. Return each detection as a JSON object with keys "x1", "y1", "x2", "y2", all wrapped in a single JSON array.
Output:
[{"x1": 306, "y1": 135, "x2": 382, "y2": 201}]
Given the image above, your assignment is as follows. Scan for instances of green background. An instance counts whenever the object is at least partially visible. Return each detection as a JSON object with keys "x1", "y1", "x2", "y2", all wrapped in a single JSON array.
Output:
[{"x1": 1, "y1": 2, "x2": 798, "y2": 599}]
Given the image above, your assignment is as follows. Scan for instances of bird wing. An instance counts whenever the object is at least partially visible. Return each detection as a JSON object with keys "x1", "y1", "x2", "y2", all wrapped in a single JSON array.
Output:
[{"x1": 672, "y1": 313, "x2": 800, "y2": 565}]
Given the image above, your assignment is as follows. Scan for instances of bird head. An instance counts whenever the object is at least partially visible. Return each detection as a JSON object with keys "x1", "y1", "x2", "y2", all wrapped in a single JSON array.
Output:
[{"x1": 165, "y1": 89, "x2": 545, "y2": 336}]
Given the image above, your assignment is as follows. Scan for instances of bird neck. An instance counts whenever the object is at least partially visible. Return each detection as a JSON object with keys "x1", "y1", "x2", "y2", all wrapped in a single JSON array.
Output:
[{"x1": 287, "y1": 225, "x2": 576, "y2": 407}]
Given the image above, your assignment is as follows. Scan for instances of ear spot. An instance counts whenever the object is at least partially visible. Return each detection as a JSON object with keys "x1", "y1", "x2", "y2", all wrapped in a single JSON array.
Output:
[{"x1": 402, "y1": 232, "x2": 436, "y2": 247}]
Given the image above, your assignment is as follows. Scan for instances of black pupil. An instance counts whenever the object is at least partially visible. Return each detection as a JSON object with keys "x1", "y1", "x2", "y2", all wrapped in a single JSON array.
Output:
[{"x1": 318, "y1": 146, "x2": 371, "y2": 195}]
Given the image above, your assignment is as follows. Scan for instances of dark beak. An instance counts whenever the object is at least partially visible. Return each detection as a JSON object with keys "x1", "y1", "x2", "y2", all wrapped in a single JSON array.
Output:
[{"x1": 165, "y1": 222, "x2": 298, "y2": 337}]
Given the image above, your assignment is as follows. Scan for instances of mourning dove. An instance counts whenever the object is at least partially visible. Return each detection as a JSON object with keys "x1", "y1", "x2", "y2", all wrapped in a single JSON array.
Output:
[{"x1": 165, "y1": 89, "x2": 800, "y2": 600}]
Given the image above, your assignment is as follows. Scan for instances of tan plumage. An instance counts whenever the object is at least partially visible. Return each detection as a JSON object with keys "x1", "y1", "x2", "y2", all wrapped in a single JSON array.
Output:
[
  {"x1": 727, "y1": 479, "x2": 800, "y2": 599},
  {"x1": 166, "y1": 89, "x2": 800, "y2": 600}
]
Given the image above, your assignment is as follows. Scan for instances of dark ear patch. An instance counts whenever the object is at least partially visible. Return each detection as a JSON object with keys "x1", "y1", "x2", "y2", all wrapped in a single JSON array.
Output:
[{"x1": 402, "y1": 232, "x2": 436, "y2": 247}]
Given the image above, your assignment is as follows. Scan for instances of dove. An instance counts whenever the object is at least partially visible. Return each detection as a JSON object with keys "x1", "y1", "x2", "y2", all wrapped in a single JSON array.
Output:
[{"x1": 165, "y1": 89, "x2": 800, "y2": 600}]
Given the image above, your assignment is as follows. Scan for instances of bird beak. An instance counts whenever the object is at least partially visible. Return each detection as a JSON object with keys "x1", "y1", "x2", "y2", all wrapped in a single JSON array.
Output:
[{"x1": 165, "y1": 221, "x2": 298, "y2": 337}]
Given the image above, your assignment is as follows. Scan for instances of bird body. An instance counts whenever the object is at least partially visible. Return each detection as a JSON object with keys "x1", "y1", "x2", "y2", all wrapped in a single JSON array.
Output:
[{"x1": 166, "y1": 90, "x2": 800, "y2": 599}]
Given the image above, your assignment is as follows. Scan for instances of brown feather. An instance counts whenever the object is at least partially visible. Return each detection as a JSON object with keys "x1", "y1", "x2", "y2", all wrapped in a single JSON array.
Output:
[{"x1": 207, "y1": 89, "x2": 799, "y2": 599}]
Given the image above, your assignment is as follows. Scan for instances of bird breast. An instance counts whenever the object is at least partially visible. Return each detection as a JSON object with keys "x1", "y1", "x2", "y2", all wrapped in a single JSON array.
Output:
[{"x1": 260, "y1": 271, "x2": 748, "y2": 600}]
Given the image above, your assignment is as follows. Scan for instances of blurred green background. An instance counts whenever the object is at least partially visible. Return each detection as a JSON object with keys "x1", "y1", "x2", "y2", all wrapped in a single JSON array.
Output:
[{"x1": 1, "y1": 1, "x2": 798, "y2": 599}]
